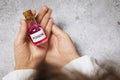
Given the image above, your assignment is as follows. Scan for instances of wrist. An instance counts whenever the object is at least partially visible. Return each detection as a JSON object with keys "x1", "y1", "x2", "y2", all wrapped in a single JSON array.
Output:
[
  {"x1": 14, "y1": 66, "x2": 33, "y2": 70},
  {"x1": 62, "y1": 53, "x2": 80, "y2": 68},
  {"x1": 14, "y1": 64, "x2": 37, "y2": 70},
  {"x1": 68, "y1": 54, "x2": 80, "y2": 64}
]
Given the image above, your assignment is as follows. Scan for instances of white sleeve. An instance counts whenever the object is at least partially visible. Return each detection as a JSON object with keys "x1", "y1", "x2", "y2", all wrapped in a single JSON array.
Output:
[
  {"x1": 62, "y1": 55, "x2": 105, "y2": 77},
  {"x1": 2, "y1": 69, "x2": 37, "y2": 80}
]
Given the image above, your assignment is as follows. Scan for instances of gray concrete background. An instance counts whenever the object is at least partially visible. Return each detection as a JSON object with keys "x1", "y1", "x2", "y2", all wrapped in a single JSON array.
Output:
[{"x1": 0, "y1": 0, "x2": 120, "y2": 79}]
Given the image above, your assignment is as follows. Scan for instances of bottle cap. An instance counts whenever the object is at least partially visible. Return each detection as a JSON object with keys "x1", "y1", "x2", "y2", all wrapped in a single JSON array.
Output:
[{"x1": 23, "y1": 10, "x2": 33, "y2": 20}]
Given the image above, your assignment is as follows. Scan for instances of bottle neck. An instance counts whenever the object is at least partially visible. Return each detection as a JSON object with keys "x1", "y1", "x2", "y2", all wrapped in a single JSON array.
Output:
[{"x1": 26, "y1": 18, "x2": 37, "y2": 27}]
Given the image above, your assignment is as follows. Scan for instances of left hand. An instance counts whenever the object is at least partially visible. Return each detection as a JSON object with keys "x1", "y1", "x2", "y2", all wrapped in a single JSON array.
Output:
[
  {"x1": 14, "y1": 6, "x2": 53, "y2": 70},
  {"x1": 45, "y1": 24, "x2": 80, "y2": 68}
]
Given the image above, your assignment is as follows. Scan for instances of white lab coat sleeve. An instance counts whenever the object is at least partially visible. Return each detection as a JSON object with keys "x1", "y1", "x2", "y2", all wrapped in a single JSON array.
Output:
[
  {"x1": 2, "y1": 69, "x2": 37, "y2": 80},
  {"x1": 62, "y1": 55, "x2": 105, "y2": 77},
  {"x1": 2, "y1": 56, "x2": 105, "y2": 80}
]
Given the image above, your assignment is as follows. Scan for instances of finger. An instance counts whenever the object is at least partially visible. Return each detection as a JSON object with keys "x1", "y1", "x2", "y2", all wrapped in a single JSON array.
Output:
[
  {"x1": 45, "y1": 18, "x2": 53, "y2": 38},
  {"x1": 16, "y1": 20, "x2": 27, "y2": 44},
  {"x1": 36, "y1": 6, "x2": 48, "y2": 24},
  {"x1": 31, "y1": 10, "x2": 36, "y2": 16},
  {"x1": 52, "y1": 24, "x2": 65, "y2": 38},
  {"x1": 40, "y1": 8, "x2": 52, "y2": 29}
]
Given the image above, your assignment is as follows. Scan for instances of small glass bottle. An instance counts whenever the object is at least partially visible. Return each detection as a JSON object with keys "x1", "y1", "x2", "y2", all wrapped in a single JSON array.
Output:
[{"x1": 23, "y1": 10, "x2": 47, "y2": 46}]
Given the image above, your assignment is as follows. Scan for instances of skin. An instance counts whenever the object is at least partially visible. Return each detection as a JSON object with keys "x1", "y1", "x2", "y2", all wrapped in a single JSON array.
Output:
[
  {"x1": 45, "y1": 24, "x2": 80, "y2": 67},
  {"x1": 14, "y1": 6, "x2": 80, "y2": 70},
  {"x1": 13, "y1": 6, "x2": 120, "y2": 80},
  {"x1": 14, "y1": 6, "x2": 53, "y2": 69}
]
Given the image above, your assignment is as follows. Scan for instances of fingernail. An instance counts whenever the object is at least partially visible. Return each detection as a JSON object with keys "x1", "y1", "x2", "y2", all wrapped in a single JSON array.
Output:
[{"x1": 42, "y1": 6, "x2": 48, "y2": 11}]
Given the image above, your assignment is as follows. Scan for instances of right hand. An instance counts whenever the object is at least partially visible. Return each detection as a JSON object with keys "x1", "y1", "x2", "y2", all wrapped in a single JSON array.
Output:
[
  {"x1": 14, "y1": 6, "x2": 53, "y2": 70},
  {"x1": 45, "y1": 24, "x2": 80, "y2": 67}
]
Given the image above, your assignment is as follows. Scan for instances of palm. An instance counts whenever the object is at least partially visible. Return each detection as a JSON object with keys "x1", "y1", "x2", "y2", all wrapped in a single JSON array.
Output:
[
  {"x1": 29, "y1": 41, "x2": 48, "y2": 58},
  {"x1": 46, "y1": 33, "x2": 79, "y2": 67},
  {"x1": 14, "y1": 40, "x2": 48, "y2": 69}
]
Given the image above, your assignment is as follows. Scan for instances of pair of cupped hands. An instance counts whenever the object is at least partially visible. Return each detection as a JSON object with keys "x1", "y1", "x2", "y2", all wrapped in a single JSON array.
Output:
[{"x1": 14, "y1": 6, "x2": 79, "y2": 70}]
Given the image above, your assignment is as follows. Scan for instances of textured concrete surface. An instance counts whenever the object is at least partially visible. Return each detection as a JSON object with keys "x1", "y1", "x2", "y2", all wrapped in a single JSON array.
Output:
[{"x1": 0, "y1": 0, "x2": 120, "y2": 79}]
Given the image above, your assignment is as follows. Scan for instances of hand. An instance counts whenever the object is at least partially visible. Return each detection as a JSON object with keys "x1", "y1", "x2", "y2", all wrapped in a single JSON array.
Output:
[
  {"x1": 45, "y1": 24, "x2": 80, "y2": 68},
  {"x1": 14, "y1": 6, "x2": 53, "y2": 70}
]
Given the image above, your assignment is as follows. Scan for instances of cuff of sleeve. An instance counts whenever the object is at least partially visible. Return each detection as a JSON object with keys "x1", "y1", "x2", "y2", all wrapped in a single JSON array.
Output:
[
  {"x1": 3, "y1": 69, "x2": 37, "y2": 80},
  {"x1": 62, "y1": 55, "x2": 101, "y2": 77}
]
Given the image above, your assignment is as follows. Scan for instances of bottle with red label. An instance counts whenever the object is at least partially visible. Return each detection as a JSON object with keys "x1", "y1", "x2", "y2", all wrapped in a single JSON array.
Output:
[{"x1": 23, "y1": 10, "x2": 48, "y2": 46}]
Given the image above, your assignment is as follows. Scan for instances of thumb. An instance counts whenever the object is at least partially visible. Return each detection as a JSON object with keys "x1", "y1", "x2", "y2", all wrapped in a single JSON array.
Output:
[
  {"x1": 52, "y1": 24, "x2": 65, "y2": 38},
  {"x1": 16, "y1": 20, "x2": 27, "y2": 44}
]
